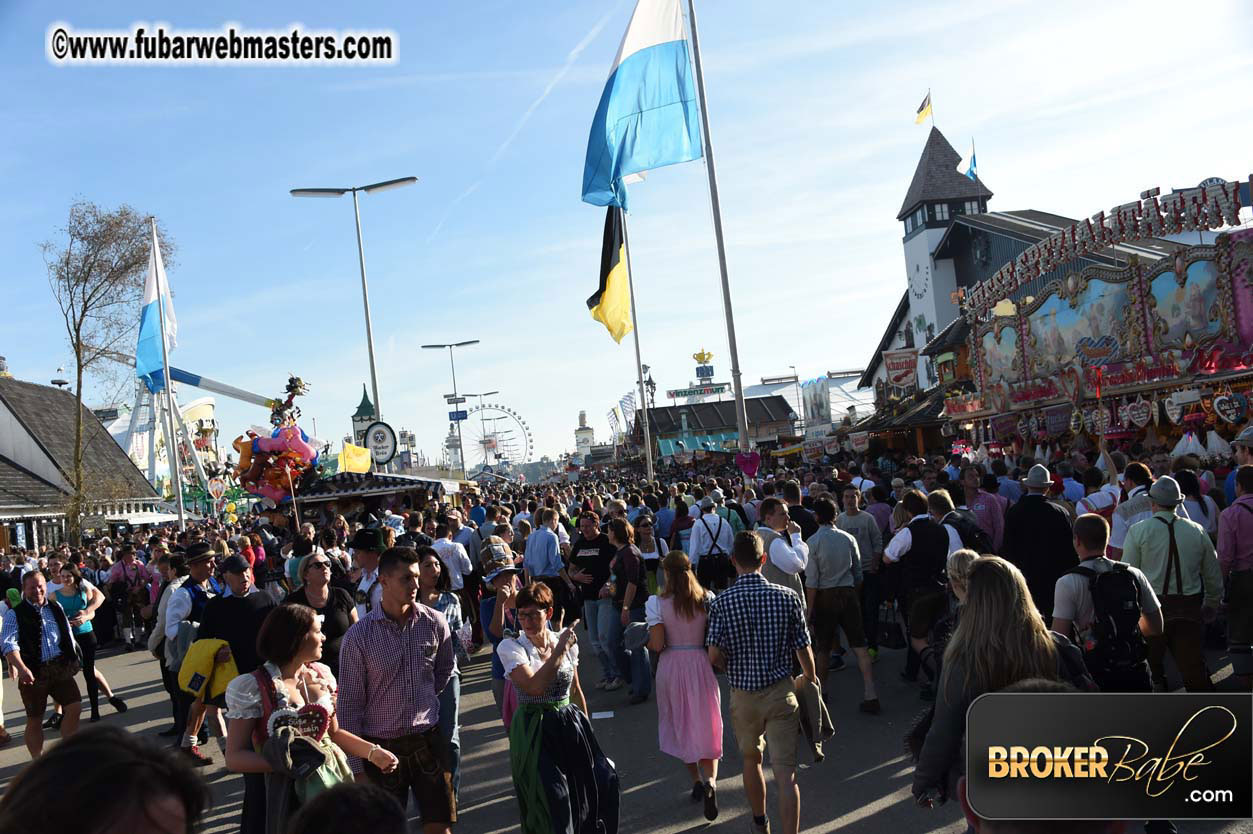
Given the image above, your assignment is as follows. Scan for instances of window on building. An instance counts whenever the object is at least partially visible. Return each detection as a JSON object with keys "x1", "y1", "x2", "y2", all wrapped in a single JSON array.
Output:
[
  {"x1": 905, "y1": 216, "x2": 913, "y2": 234},
  {"x1": 964, "y1": 200, "x2": 980, "y2": 215},
  {"x1": 915, "y1": 208, "x2": 925, "y2": 227},
  {"x1": 934, "y1": 203, "x2": 949, "y2": 221}
]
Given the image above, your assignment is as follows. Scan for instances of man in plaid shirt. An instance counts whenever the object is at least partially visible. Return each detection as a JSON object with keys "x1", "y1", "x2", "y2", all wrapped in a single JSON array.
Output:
[
  {"x1": 338, "y1": 546, "x2": 457, "y2": 833},
  {"x1": 707, "y1": 531, "x2": 816, "y2": 834}
]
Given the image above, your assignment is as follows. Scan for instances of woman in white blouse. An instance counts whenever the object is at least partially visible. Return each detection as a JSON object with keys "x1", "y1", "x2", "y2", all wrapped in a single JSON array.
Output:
[{"x1": 499, "y1": 581, "x2": 619, "y2": 834}]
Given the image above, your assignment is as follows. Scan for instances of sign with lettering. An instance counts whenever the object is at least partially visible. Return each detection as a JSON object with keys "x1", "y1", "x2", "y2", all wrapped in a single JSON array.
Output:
[
  {"x1": 667, "y1": 384, "x2": 728, "y2": 399},
  {"x1": 968, "y1": 176, "x2": 1251, "y2": 315},
  {"x1": 882, "y1": 348, "x2": 919, "y2": 389}
]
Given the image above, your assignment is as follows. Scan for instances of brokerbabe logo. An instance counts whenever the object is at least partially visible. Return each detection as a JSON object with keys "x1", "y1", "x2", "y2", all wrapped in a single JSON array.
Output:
[{"x1": 966, "y1": 694, "x2": 1252, "y2": 820}]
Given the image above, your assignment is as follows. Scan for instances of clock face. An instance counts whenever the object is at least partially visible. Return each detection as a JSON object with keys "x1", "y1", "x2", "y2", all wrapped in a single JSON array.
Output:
[{"x1": 910, "y1": 262, "x2": 930, "y2": 300}]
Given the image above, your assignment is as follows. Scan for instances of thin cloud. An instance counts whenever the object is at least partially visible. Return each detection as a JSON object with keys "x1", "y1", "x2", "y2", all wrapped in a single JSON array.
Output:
[{"x1": 426, "y1": 3, "x2": 623, "y2": 243}]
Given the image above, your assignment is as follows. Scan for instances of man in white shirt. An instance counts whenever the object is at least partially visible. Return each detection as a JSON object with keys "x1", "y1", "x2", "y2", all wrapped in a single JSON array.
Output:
[
  {"x1": 754, "y1": 498, "x2": 809, "y2": 604},
  {"x1": 689, "y1": 496, "x2": 735, "y2": 589},
  {"x1": 1109, "y1": 462, "x2": 1188, "y2": 559},
  {"x1": 349, "y1": 528, "x2": 385, "y2": 619},
  {"x1": 431, "y1": 523, "x2": 473, "y2": 592},
  {"x1": 1052, "y1": 514, "x2": 1162, "y2": 692}
]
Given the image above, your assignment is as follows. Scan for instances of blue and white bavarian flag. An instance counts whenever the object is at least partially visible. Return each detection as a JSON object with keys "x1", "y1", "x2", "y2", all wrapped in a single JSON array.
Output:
[
  {"x1": 581, "y1": 0, "x2": 703, "y2": 209},
  {"x1": 135, "y1": 226, "x2": 178, "y2": 393},
  {"x1": 957, "y1": 139, "x2": 977, "y2": 181}
]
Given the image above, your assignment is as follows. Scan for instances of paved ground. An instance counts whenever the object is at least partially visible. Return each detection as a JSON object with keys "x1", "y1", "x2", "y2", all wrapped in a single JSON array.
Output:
[{"x1": 0, "y1": 640, "x2": 1248, "y2": 833}]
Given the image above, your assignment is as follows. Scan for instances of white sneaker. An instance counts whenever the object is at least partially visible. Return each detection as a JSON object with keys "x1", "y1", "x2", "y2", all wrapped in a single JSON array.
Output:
[{"x1": 603, "y1": 677, "x2": 624, "y2": 691}]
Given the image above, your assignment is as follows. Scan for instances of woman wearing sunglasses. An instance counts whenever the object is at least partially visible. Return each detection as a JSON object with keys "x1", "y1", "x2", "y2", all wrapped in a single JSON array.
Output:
[{"x1": 284, "y1": 553, "x2": 357, "y2": 679}]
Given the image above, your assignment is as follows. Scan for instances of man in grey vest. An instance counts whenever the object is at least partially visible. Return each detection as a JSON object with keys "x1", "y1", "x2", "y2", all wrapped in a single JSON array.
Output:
[{"x1": 755, "y1": 498, "x2": 809, "y2": 606}]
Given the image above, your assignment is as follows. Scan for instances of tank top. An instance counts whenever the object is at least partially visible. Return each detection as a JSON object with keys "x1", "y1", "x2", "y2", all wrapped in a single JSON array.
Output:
[{"x1": 56, "y1": 587, "x2": 93, "y2": 634}]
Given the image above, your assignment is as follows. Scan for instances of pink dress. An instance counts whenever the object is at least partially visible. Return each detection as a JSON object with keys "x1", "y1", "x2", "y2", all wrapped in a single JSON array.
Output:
[{"x1": 647, "y1": 595, "x2": 723, "y2": 763}]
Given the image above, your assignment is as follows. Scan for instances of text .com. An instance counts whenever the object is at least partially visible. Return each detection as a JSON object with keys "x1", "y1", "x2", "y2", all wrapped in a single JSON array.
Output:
[{"x1": 47, "y1": 22, "x2": 397, "y2": 65}]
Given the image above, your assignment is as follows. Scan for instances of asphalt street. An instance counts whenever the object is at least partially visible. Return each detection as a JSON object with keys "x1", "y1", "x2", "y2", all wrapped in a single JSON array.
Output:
[{"x1": 0, "y1": 639, "x2": 1248, "y2": 834}]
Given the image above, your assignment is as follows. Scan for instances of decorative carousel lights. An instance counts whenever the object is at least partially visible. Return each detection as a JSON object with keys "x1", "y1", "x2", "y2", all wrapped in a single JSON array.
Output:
[{"x1": 945, "y1": 175, "x2": 1253, "y2": 461}]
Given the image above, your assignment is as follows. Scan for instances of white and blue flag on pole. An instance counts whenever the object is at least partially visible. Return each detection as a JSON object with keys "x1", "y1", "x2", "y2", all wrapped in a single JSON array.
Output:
[
  {"x1": 134, "y1": 226, "x2": 177, "y2": 393},
  {"x1": 581, "y1": 0, "x2": 702, "y2": 209},
  {"x1": 957, "y1": 139, "x2": 977, "y2": 181}
]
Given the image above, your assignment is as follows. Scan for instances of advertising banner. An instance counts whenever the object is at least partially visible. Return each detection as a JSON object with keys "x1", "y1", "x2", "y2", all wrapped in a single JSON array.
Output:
[{"x1": 882, "y1": 348, "x2": 919, "y2": 390}]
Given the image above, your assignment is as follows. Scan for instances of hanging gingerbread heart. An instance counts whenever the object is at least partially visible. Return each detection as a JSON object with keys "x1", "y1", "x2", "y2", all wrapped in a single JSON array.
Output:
[
  {"x1": 1016, "y1": 418, "x2": 1030, "y2": 439},
  {"x1": 1117, "y1": 398, "x2": 1131, "y2": 428},
  {"x1": 1214, "y1": 393, "x2": 1247, "y2": 424},
  {"x1": 1069, "y1": 408, "x2": 1084, "y2": 435},
  {"x1": 1163, "y1": 395, "x2": 1183, "y2": 424},
  {"x1": 1086, "y1": 405, "x2": 1111, "y2": 435},
  {"x1": 1027, "y1": 413, "x2": 1040, "y2": 436},
  {"x1": 1126, "y1": 396, "x2": 1152, "y2": 428}
]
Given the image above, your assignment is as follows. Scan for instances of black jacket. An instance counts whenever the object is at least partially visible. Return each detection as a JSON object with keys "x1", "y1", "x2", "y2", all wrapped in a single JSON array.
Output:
[{"x1": 1003, "y1": 494, "x2": 1077, "y2": 619}]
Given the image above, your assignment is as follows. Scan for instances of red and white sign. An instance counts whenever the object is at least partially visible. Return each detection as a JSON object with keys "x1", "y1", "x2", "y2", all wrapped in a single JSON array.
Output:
[{"x1": 882, "y1": 349, "x2": 919, "y2": 388}]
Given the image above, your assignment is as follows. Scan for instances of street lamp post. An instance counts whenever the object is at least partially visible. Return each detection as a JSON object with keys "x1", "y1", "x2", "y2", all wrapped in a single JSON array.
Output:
[
  {"x1": 423, "y1": 341, "x2": 479, "y2": 479},
  {"x1": 291, "y1": 175, "x2": 418, "y2": 421}
]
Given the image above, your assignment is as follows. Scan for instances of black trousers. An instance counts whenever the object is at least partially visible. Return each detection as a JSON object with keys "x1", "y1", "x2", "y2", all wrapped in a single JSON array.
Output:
[
  {"x1": 240, "y1": 772, "x2": 266, "y2": 834},
  {"x1": 164, "y1": 661, "x2": 189, "y2": 734},
  {"x1": 78, "y1": 630, "x2": 100, "y2": 716}
]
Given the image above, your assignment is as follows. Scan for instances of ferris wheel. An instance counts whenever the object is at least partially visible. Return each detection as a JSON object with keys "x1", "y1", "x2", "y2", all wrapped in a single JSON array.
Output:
[{"x1": 466, "y1": 403, "x2": 533, "y2": 467}]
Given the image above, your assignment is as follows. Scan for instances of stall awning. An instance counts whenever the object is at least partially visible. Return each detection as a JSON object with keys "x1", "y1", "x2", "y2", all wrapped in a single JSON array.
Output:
[
  {"x1": 298, "y1": 472, "x2": 446, "y2": 503},
  {"x1": 102, "y1": 510, "x2": 181, "y2": 526}
]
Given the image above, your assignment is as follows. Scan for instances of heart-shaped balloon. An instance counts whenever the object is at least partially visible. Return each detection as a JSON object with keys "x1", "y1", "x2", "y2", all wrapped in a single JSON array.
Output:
[
  {"x1": 1125, "y1": 398, "x2": 1152, "y2": 428},
  {"x1": 1214, "y1": 393, "x2": 1247, "y2": 424},
  {"x1": 735, "y1": 450, "x2": 761, "y2": 478},
  {"x1": 268, "y1": 702, "x2": 330, "y2": 742},
  {"x1": 1164, "y1": 396, "x2": 1183, "y2": 424}
]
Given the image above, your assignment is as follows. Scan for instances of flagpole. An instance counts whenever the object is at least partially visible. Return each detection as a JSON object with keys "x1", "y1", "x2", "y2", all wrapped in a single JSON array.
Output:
[
  {"x1": 151, "y1": 218, "x2": 185, "y2": 531},
  {"x1": 619, "y1": 208, "x2": 655, "y2": 482},
  {"x1": 929, "y1": 88, "x2": 935, "y2": 126},
  {"x1": 685, "y1": 0, "x2": 751, "y2": 452}
]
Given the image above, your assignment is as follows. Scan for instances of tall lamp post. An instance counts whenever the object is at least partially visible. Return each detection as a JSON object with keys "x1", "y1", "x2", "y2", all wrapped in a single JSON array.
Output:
[
  {"x1": 291, "y1": 175, "x2": 418, "y2": 421},
  {"x1": 422, "y1": 340, "x2": 479, "y2": 479},
  {"x1": 461, "y1": 390, "x2": 499, "y2": 468}
]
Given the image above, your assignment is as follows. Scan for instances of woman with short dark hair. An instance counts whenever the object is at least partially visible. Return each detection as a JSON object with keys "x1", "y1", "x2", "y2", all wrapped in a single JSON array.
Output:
[{"x1": 223, "y1": 604, "x2": 399, "y2": 833}]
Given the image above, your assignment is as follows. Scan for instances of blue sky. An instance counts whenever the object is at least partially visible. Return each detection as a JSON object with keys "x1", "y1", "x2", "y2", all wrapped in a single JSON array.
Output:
[{"x1": 3, "y1": 0, "x2": 1251, "y2": 465}]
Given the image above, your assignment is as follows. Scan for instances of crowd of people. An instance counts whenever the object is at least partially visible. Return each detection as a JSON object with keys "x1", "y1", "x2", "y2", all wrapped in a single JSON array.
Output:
[{"x1": 0, "y1": 424, "x2": 1249, "y2": 834}]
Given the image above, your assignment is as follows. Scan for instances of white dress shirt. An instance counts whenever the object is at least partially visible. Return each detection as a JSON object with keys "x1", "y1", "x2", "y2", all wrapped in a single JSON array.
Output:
[{"x1": 883, "y1": 514, "x2": 963, "y2": 562}]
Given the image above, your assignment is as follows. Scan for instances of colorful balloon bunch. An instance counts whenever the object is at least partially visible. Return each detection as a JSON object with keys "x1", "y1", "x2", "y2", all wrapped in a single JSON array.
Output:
[{"x1": 232, "y1": 424, "x2": 318, "y2": 506}]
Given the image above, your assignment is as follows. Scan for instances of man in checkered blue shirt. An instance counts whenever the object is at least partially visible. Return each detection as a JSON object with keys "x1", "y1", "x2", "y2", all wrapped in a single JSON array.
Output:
[{"x1": 707, "y1": 531, "x2": 816, "y2": 834}]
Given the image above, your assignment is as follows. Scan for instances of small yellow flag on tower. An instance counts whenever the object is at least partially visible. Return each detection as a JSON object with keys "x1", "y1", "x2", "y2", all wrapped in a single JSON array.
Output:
[{"x1": 914, "y1": 91, "x2": 933, "y2": 125}]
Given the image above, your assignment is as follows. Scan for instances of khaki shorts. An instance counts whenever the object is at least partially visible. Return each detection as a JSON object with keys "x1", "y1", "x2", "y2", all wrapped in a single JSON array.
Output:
[
  {"x1": 810, "y1": 586, "x2": 866, "y2": 650},
  {"x1": 729, "y1": 677, "x2": 800, "y2": 768}
]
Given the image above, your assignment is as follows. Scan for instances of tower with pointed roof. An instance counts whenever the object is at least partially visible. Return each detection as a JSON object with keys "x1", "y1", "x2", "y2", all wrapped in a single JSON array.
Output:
[
  {"x1": 897, "y1": 127, "x2": 993, "y2": 387},
  {"x1": 351, "y1": 383, "x2": 375, "y2": 446}
]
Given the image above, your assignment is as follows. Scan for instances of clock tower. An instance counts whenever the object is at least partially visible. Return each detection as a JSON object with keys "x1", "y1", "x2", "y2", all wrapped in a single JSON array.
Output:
[{"x1": 897, "y1": 127, "x2": 992, "y2": 387}]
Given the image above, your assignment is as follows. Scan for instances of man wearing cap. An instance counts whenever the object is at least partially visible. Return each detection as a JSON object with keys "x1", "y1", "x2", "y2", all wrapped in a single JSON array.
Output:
[
  {"x1": 1224, "y1": 426, "x2": 1253, "y2": 505},
  {"x1": 1217, "y1": 464, "x2": 1253, "y2": 691},
  {"x1": 481, "y1": 549, "x2": 524, "y2": 711},
  {"x1": 163, "y1": 542, "x2": 220, "y2": 765},
  {"x1": 349, "y1": 528, "x2": 386, "y2": 620},
  {"x1": 1002, "y1": 465, "x2": 1078, "y2": 621},
  {"x1": 1122, "y1": 476, "x2": 1223, "y2": 692}
]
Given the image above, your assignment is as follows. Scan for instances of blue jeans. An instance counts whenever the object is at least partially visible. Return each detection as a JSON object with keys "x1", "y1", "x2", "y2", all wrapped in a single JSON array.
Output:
[
  {"x1": 437, "y1": 673, "x2": 461, "y2": 798},
  {"x1": 583, "y1": 597, "x2": 619, "y2": 680},
  {"x1": 606, "y1": 605, "x2": 651, "y2": 698}
]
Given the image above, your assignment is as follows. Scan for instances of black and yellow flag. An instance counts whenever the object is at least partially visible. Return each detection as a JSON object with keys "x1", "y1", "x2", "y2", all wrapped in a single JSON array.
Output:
[{"x1": 587, "y1": 206, "x2": 633, "y2": 343}]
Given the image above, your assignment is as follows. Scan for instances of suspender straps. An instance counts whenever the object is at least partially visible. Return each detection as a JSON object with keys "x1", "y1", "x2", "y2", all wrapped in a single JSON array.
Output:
[{"x1": 1152, "y1": 516, "x2": 1185, "y2": 597}]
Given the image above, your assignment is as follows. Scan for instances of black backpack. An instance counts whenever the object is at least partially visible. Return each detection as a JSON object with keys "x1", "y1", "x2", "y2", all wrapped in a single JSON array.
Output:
[
  {"x1": 941, "y1": 511, "x2": 993, "y2": 554},
  {"x1": 1066, "y1": 563, "x2": 1146, "y2": 676}
]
